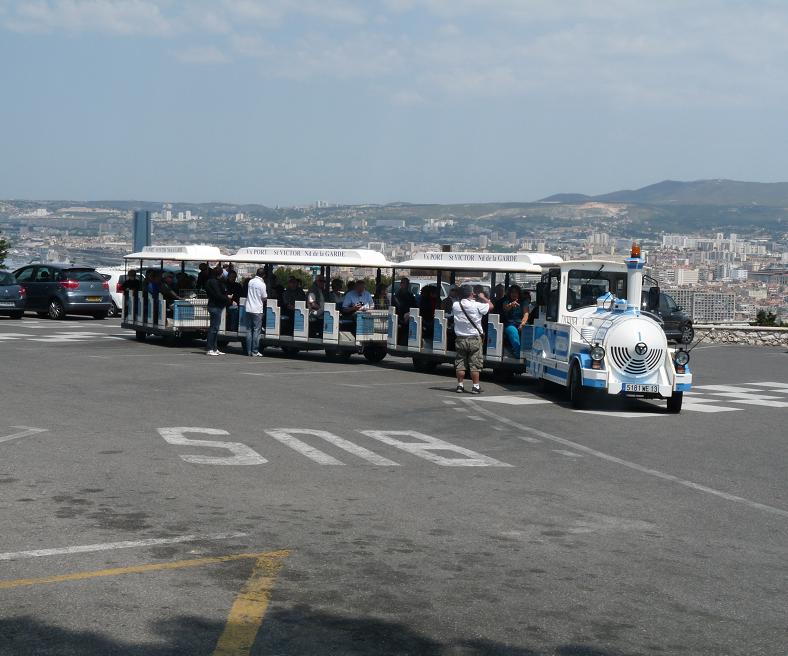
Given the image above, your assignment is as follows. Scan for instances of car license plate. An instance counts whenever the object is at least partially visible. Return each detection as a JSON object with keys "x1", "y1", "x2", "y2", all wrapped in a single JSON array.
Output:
[
  {"x1": 622, "y1": 383, "x2": 659, "y2": 393},
  {"x1": 0, "y1": 301, "x2": 14, "y2": 307},
  {"x1": 86, "y1": 296, "x2": 102, "y2": 302}
]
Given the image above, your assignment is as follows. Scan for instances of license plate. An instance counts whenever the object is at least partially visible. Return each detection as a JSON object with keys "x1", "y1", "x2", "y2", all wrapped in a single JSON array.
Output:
[
  {"x1": 622, "y1": 383, "x2": 659, "y2": 393},
  {"x1": 86, "y1": 296, "x2": 102, "y2": 302},
  {"x1": 0, "y1": 301, "x2": 14, "y2": 307}
]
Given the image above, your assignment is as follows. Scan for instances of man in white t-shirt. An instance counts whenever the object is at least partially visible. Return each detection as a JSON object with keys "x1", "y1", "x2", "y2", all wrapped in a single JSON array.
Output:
[
  {"x1": 451, "y1": 285, "x2": 493, "y2": 393},
  {"x1": 245, "y1": 268, "x2": 267, "y2": 357}
]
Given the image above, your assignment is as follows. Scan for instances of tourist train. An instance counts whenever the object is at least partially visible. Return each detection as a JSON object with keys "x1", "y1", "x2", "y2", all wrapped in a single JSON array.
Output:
[{"x1": 122, "y1": 243, "x2": 691, "y2": 412}]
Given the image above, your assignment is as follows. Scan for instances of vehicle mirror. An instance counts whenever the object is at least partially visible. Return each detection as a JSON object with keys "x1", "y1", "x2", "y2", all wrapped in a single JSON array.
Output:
[
  {"x1": 535, "y1": 282, "x2": 547, "y2": 307},
  {"x1": 648, "y1": 286, "x2": 660, "y2": 311}
]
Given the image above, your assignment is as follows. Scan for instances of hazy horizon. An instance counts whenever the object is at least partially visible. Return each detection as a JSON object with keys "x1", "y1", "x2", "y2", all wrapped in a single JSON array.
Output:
[{"x1": 2, "y1": 1, "x2": 787, "y2": 205}]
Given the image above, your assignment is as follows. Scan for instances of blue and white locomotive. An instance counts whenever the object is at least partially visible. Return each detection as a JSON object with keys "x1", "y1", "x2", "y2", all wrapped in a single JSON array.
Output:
[{"x1": 525, "y1": 244, "x2": 692, "y2": 412}]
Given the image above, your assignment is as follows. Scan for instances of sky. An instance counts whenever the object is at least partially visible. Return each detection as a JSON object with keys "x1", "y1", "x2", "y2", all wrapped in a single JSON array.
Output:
[{"x1": 1, "y1": 0, "x2": 787, "y2": 205}]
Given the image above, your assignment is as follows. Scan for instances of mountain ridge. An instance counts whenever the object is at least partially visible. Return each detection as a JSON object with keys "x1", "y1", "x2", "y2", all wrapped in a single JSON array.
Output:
[{"x1": 539, "y1": 179, "x2": 788, "y2": 206}]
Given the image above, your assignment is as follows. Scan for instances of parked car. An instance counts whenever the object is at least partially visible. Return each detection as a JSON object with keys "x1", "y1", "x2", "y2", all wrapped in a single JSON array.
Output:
[
  {"x1": 12, "y1": 263, "x2": 113, "y2": 319},
  {"x1": 0, "y1": 270, "x2": 25, "y2": 319},
  {"x1": 96, "y1": 266, "x2": 126, "y2": 317},
  {"x1": 641, "y1": 287, "x2": 694, "y2": 344}
]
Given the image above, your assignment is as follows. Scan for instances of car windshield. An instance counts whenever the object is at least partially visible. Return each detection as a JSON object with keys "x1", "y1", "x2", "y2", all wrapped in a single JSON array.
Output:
[
  {"x1": 0, "y1": 271, "x2": 16, "y2": 286},
  {"x1": 566, "y1": 269, "x2": 627, "y2": 310},
  {"x1": 64, "y1": 269, "x2": 103, "y2": 282}
]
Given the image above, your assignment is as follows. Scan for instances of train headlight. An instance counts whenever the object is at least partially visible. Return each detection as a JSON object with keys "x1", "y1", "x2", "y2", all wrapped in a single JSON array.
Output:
[
  {"x1": 674, "y1": 350, "x2": 690, "y2": 366},
  {"x1": 590, "y1": 345, "x2": 605, "y2": 362}
]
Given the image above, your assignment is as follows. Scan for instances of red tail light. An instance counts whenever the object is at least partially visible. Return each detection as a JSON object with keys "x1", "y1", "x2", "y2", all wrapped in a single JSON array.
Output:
[
  {"x1": 102, "y1": 280, "x2": 110, "y2": 291},
  {"x1": 19, "y1": 285, "x2": 26, "y2": 298},
  {"x1": 61, "y1": 279, "x2": 80, "y2": 290},
  {"x1": 116, "y1": 281, "x2": 124, "y2": 293}
]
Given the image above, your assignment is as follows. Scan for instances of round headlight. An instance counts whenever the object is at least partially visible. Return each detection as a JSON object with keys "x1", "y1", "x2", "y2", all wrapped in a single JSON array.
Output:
[
  {"x1": 674, "y1": 350, "x2": 690, "y2": 366},
  {"x1": 590, "y1": 344, "x2": 605, "y2": 361}
]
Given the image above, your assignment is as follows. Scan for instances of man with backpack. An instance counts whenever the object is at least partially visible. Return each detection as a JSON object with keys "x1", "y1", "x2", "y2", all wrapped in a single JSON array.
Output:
[{"x1": 451, "y1": 285, "x2": 493, "y2": 394}]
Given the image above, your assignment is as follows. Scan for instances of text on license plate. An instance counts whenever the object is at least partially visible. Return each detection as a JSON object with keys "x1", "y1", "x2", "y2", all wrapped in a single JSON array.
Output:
[
  {"x1": 622, "y1": 383, "x2": 659, "y2": 393},
  {"x1": 86, "y1": 296, "x2": 102, "y2": 302},
  {"x1": 0, "y1": 301, "x2": 15, "y2": 307}
]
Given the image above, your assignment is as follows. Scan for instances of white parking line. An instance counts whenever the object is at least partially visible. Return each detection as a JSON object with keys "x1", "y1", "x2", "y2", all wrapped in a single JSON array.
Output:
[
  {"x1": 0, "y1": 531, "x2": 248, "y2": 561},
  {"x1": 468, "y1": 400, "x2": 788, "y2": 519},
  {"x1": 0, "y1": 426, "x2": 48, "y2": 445}
]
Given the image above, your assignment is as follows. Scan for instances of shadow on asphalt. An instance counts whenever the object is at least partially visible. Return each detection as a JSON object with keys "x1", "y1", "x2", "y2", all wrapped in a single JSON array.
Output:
[{"x1": 0, "y1": 612, "x2": 625, "y2": 655}]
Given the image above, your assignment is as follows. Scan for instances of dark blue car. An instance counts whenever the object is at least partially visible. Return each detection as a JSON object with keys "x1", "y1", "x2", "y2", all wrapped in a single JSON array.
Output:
[{"x1": 0, "y1": 270, "x2": 25, "y2": 319}]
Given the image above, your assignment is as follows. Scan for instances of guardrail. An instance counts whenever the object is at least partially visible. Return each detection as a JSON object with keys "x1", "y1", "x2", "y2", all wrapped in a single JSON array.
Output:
[{"x1": 694, "y1": 325, "x2": 788, "y2": 347}]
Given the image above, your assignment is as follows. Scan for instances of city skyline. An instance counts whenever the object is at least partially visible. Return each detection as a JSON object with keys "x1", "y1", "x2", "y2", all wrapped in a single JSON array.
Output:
[{"x1": 2, "y1": 1, "x2": 788, "y2": 204}]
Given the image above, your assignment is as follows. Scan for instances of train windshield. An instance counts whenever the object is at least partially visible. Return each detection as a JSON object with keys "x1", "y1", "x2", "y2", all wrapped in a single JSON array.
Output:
[{"x1": 566, "y1": 269, "x2": 627, "y2": 310}]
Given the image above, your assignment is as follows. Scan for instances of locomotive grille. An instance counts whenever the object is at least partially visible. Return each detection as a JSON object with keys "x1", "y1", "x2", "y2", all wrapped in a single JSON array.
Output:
[{"x1": 610, "y1": 345, "x2": 664, "y2": 377}]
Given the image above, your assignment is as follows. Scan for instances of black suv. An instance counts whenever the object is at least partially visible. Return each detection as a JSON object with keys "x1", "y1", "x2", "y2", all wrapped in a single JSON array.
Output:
[
  {"x1": 13, "y1": 263, "x2": 112, "y2": 319},
  {"x1": 641, "y1": 285, "x2": 694, "y2": 344}
]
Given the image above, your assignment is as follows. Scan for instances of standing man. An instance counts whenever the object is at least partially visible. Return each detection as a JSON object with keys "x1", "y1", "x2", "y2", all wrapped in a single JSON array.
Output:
[
  {"x1": 245, "y1": 267, "x2": 267, "y2": 357},
  {"x1": 451, "y1": 285, "x2": 493, "y2": 394},
  {"x1": 205, "y1": 267, "x2": 233, "y2": 356}
]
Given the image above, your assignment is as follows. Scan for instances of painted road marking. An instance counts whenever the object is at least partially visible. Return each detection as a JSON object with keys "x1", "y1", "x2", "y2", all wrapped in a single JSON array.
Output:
[
  {"x1": 265, "y1": 429, "x2": 400, "y2": 466},
  {"x1": 158, "y1": 427, "x2": 268, "y2": 465},
  {"x1": 468, "y1": 400, "x2": 788, "y2": 519},
  {"x1": 746, "y1": 381, "x2": 788, "y2": 390},
  {"x1": 0, "y1": 426, "x2": 48, "y2": 445},
  {"x1": 359, "y1": 430, "x2": 513, "y2": 467},
  {"x1": 0, "y1": 531, "x2": 248, "y2": 561},
  {"x1": 241, "y1": 370, "x2": 351, "y2": 377},
  {"x1": 553, "y1": 450, "x2": 583, "y2": 458},
  {"x1": 473, "y1": 395, "x2": 550, "y2": 406},
  {"x1": 212, "y1": 552, "x2": 288, "y2": 656}
]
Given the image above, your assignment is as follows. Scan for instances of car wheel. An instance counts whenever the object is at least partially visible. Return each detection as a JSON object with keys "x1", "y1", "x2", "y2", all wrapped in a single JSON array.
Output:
[
  {"x1": 48, "y1": 299, "x2": 65, "y2": 320},
  {"x1": 667, "y1": 391, "x2": 683, "y2": 413},
  {"x1": 107, "y1": 301, "x2": 120, "y2": 317},
  {"x1": 680, "y1": 324, "x2": 694, "y2": 344}
]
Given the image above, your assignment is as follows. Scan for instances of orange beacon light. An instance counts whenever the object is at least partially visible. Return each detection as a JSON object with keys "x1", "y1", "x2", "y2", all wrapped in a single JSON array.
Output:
[{"x1": 630, "y1": 242, "x2": 641, "y2": 258}]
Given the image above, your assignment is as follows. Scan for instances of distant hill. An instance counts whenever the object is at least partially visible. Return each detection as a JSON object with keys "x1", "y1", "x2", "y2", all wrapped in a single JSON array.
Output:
[{"x1": 540, "y1": 179, "x2": 788, "y2": 206}]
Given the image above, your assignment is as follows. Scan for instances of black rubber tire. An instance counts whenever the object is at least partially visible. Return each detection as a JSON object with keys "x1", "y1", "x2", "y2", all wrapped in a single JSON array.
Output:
[
  {"x1": 363, "y1": 345, "x2": 387, "y2": 363},
  {"x1": 567, "y1": 361, "x2": 586, "y2": 409},
  {"x1": 107, "y1": 301, "x2": 120, "y2": 318},
  {"x1": 680, "y1": 324, "x2": 695, "y2": 344},
  {"x1": 9, "y1": 311, "x2": 23, "y2": 320},
  {"x1": 47, "y1": 299, "x2": 65, "y2": 320},
  {"x1": 667, "y1": 391, "x2": 683, "y2": 414},
  {"x1": 135, "y1": 330, "x2": 147, "y2": 342}
]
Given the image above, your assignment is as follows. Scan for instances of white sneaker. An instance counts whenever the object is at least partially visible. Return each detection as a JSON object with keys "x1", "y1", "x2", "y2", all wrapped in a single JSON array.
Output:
[
  {"x1": 216, "y1": 350, "x2": 226, "y2": 355},
  {"x1": 253, "y1": 352, "x2": 264, "y2": 357},
  {"x1": 206, "y1": 350, "x2": 220, "y2": 356}
]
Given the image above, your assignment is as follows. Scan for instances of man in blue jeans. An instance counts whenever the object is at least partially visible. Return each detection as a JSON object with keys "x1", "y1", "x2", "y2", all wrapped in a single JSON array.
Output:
[
  {"x1": 205, "y1": 267, "x2": 233, "y2": 356},
  {"x1": 245, "y1": 268, "x2": 267, "y2": 356}
]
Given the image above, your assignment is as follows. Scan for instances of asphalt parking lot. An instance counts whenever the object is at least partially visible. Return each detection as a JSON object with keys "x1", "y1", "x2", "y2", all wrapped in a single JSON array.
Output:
[{"x1": 1, "y1": 315, "x2": 786, "y2": 656}]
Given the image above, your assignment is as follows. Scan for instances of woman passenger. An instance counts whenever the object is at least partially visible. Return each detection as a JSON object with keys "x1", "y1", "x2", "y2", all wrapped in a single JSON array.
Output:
[{"x1": 501, "y1": 284, "x2": 529, "y2": 358}]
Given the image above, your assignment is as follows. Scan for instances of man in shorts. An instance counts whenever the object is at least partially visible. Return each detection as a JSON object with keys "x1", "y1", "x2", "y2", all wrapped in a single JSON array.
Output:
[{"x1": 451, "y1": 285, "x2": 493, "y2": 394}]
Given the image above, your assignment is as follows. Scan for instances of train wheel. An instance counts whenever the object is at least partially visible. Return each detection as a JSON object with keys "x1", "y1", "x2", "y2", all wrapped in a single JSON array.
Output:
[
  {"x1": 135, "y1": 330, "x2": 147, "y2": 342},
  {"x1": 666, "y1": 392, "x2": 683, "y2": 414},
  {"x1": 363, "y1": 345, "x2": 387, "y2": 363},
  {"x1": 567, "y1": 362, "x2": 586, "y2": 409}
]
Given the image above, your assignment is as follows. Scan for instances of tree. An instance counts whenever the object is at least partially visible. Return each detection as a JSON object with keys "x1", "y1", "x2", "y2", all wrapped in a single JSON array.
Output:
[
  {"x1": 0, "y1": 231, "x2": 8, "y2": 268},
  {"x1": 754, "y1": 309, "x2": 778, "y2": 327}
]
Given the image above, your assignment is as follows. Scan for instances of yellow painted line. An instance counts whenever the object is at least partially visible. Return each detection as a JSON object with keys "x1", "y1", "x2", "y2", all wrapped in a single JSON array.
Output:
[
  {"x1": 0, "y1": 550, "x2": 289, "y2": 590},
  {"x1": 212, "y1": 551, "x2": 290, "y2": 656}
]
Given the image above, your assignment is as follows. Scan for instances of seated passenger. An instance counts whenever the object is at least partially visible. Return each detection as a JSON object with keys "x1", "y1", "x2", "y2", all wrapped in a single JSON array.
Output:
[
  {"x1": 393, "y1": 278, "x2": 416, "y2": 345},
  {"x1": 501, "y1": 284, "x2": 528, "y2": 358},
  {"x1": 281, "y1": 276, "x2": 306, "y2": 319},
  {"x1": 341, "y1": 280, "x2": 374, "y2": 315},
  {"x1": 419, "y1": 285, "x2": 439, "y2": 341},
  {"x1": 307, "y1": 274, "x2": 326, "y2": 336},
  {"x1": 328, "y1": 278, "x2": 345, "y2": 305},
  {"x1": 374, "y1": 283, "x2": 389, "y2": 310}
]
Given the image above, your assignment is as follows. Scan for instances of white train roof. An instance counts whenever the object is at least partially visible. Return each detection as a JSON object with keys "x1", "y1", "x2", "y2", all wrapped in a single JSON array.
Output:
[
  {"x1": 557, "y1": 259, "x2": 629, "y2": 272},
  {"x1": 228, "y1": 247, "x2": 394, "y2": 267},
  {"x1": 124, "y1": 244, "x2": 225, "y2": 262},
  {"x1": 396, "y1": 251, "x2": 562, "y2": 273}
]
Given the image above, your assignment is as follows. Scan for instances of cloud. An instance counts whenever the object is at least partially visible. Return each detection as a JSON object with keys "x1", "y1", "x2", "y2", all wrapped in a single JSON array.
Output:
[
  {"x1": 2, "y1": 1, "x2": 788, "y2": 107},
  {"x1": 174, "y1": 45, "x2": 230, "y2": 64}
]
